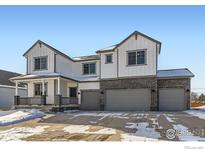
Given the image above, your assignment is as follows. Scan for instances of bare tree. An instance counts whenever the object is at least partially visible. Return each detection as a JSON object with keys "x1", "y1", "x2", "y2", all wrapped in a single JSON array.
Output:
[{"x1": 191, "y1": 92, "x2": 198, "y2": 101}]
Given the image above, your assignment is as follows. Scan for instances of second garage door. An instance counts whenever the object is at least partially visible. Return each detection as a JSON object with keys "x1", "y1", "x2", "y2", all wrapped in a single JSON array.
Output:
[
  {"x1": 159, "y1": 89, "x2": 185, "y2": 111},
  {"x1": 80, "y1": 90, "x2": 100, "y2": 110},
  {"x1": 105, "y1": 89, "x2": 151, "y2": 111}
]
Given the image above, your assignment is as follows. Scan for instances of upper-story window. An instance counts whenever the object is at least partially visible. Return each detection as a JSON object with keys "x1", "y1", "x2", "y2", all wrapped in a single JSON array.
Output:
[
  {"x1": 105, "y1": 54, "x2": 113, "y2": 63},
  {"x1": 127, "y1": 50, "x2": 146, "y2": 65},
  {"x1": 83, "y1": 62, "x2": 96, "y2": 75},
  {"x1": 34, "y1": 56, "x2": 48, "y2": 71}
]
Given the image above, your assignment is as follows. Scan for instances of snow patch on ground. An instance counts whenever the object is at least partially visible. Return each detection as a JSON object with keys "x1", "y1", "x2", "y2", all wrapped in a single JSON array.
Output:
[
  {"x1": 0, "y1": 109, "x2": 45, "y2": 126},
  {"x1": 69, "y1": 112, "x2": 129, "y2": 120},
  {"x1": 173, "y1": 124, "x2": 205, "y2": 141},
  {"x1": 164, "y1": 114, "x2": 175, "y2": 123},
  {"x1": 192, "y1": 105, "x2": 205, "y2": 110},
  {"x1": 121, "y1": 133, "x2": 158, "y2": 141},
  {"x1": 42, "y1": 114, "x2": 55, "y2": 120},
  {"x1": 184, "y1": 110, "x2": 205, "y2": 120},
  {"x1": 0, "y1": 110, "x2": 16, "y2": 116},
  {"x1": 125, "y1": 122, "x2": 161, "y2": 139},
  {"x1": 89, "y1": 121, "x2": 97, "y2": 124},
  {"x1": 132, "y1": 113, "x2": 149, "y2": 118},
  {"x1": 0, "y1": 126, "x2": 49, "y2": 141},
  {"x1": 63, "y1": 125, "x2": 117, "y2": 135},
  {"x1": 63, "y1": 110, "x2": 80, "y2": 113}
]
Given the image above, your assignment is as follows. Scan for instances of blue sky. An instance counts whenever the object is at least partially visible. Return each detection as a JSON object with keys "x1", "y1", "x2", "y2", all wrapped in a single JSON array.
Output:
[{"x1": 0, "y1": 6, "x2": 204, "y2": 93}]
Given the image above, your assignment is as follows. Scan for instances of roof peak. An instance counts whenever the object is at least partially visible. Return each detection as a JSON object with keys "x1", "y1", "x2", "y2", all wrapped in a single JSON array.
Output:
[{"x1": 96, "y1": 30, "x2": 161, "y2": 53}]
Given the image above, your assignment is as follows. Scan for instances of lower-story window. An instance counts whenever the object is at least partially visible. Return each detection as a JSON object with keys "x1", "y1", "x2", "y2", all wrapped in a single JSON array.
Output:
[
  {"x1": 69, "y1": 87, "x2": 77, "y2": 97},
  {"x1": 34, "y1": 83, "x2": 48, "y2": 96}
]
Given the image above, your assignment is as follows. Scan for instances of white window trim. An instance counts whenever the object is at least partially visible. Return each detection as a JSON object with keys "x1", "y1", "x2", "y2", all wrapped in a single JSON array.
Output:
[
  {"x1": 82, "y1": 62, "x2": 97, "y2": 75},
  {"x1": 105, "y1": 54, "x2": 113, "y2": 64},
  {"x1": 126, "y1": 49, "x2": 147, "y2": 66},
  {"x1": 33, "y1": 56, "x2": 48, "y2": 71}
]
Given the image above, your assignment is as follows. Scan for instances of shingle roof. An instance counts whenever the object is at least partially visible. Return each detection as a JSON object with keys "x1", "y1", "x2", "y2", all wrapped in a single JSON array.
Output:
[
  {"x1": 96, "y1": 44, "x2": 118, "y2": 52},
  {"x1": 0, "y1": 69, "x2": 24, "y2": 86},
  {"x1": 157, "y1": 68, "x2": 194, "y2": 78},
  {"x1": 73, "y1": 55, "x2": 100, "y2": 61},
  {"x1": 10, "y1": 72, "x2": 99, "y2": 82}
]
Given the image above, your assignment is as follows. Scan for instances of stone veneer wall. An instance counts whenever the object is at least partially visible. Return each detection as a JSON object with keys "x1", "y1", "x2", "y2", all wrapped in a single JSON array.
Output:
[
  {"x1": 157, "y1": 78, "x2": 191, "y2": 109},
  {"x1": 100, "y1": 77, "x2": 158, "y2": 111}
]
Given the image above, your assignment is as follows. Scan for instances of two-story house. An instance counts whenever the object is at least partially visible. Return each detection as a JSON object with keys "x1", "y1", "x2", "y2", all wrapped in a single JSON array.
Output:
[{"x1": 11, "y1": 31, "x2": 194, "y2": 111}]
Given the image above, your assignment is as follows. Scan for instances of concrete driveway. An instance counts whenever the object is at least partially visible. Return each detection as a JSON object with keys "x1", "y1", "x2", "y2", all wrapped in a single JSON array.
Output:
[{"x1": 0, "y1": 110, "x2": 205, "y2": 141}]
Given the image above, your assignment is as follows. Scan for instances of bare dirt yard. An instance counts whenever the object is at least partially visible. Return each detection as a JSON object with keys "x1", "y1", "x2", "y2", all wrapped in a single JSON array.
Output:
[{"x1": 0, "y1": 110, "x2": 205, "y2": 141}]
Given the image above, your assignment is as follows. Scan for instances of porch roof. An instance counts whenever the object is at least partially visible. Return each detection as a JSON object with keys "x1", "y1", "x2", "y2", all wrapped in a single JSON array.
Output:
[
  {"x1": 10, "y1": 73, "x2": 100, "y2": 82},
  {"x1": 157, "y1": 68, "x2": 195, "y2": 78}
]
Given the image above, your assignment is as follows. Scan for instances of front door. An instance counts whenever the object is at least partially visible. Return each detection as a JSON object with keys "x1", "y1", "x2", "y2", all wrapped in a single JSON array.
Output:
[{"x1": 69, "y1": 87, "x2": 77, "y2": 97}]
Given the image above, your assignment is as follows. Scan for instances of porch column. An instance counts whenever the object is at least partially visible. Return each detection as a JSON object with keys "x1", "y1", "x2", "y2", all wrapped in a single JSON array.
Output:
[
  {"x1": 42, "y1": 80, "x2": 45, "y2": 95},
  {"x1": 57, "y1": 77, "x2": 60, "y2": 95},
  {"x1": 41, "y1": 80, "x2": 46, "y2": 105},
  {"x1": 15, "y1": 81, "x2": 18, "y2": 96},
  {"x1": 14, "y1": 81, "x2": 20, "y2": 105},
  {"x1": 55, "y1": 77, "x2": 62, "y2": 106}
]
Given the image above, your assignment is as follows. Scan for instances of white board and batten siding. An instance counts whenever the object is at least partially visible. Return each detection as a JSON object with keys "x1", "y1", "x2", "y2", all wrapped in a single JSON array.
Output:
[
  {"x1": 100, "y1": 34, "x2": 158, "y2": 79},
  {"x1": 100, "y1": 51, "x2": 118, "y2": 79},
  {"x1": 27, "y1": 43, "x2": 55, "y2": 74},
  {"x1": 118, "y1": 34, "x2": 158, "y2": 77},
  {"x1": 55, "y1": 54, "x2": 74, "y2": 77},
  {"x1": 0, "y1": 85, "x2": 27, "y2": 109},
  {"x1": 56, "y1": 54, "x2": 100, "y2": 79}
]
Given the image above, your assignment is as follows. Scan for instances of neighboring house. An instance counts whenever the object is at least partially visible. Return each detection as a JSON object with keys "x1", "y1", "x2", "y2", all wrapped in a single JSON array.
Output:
[
  {"x1": 0, "y1": 69, "x2": 27, "y2": 109},
  {"x1": 10, "y1": 31, "x2": 194, "y2": 111}
]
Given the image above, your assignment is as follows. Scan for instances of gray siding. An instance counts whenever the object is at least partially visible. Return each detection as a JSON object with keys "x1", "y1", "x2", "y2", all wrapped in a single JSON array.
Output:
[{"x1": 0, "y1": 86, "x2": 27, "y2": 109}]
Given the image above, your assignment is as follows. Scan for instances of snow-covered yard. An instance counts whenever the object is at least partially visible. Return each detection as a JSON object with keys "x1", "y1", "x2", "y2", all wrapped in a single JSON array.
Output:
[
  {"x1": 0, "y1": 109, "x2": 45, "y2": 126},
  {"x1": 185, "y1": 108, "x2": 205, "y2": 120},
  {"x1": 0, "y1": 109, "x2": 204, "y2": 141}
]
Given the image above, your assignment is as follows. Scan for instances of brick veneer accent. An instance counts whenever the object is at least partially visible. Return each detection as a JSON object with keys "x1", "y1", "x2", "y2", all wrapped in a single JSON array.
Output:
[
  {"x1": 100, "y1": 77, "x2": 158, "y2": 111},
  {"x1": 100, "y1": 77, "x2": 191, "y2": 111}
]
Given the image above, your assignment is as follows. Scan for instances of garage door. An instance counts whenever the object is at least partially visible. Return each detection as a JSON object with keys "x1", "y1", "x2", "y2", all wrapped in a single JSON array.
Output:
[
  {"x1": 80, "y1": 90, "x2": 100, "y2": 110},
  {"x1": 159, "y1": 89, "x2": 185, "y2": 111},
  {"x1": 105, "y1": 89, "x2": 151, "y2": 111}
]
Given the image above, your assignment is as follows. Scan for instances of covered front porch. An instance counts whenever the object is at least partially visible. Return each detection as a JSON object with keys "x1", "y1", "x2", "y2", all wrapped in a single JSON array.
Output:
[{"x1": 11, "y1": 74, "x2": 79, "y2": 109}]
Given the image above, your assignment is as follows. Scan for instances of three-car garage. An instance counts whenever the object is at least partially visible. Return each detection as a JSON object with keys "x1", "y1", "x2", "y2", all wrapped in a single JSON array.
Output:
[{"x1": 80, "y1": 70, "x2": 193, "y2": 111}]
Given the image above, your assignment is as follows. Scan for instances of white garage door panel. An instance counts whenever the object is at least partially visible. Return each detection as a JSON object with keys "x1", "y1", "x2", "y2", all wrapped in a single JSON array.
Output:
[
  {"x1": 105, "y1": 89, "x2": 151, "y2": 111},
  {"x1": 159, "y1": 89, "x2": 185, "y2": 111}
]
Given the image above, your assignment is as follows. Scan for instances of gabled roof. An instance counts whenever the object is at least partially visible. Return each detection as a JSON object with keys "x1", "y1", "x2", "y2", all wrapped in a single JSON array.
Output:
[
  {"x1": 23, "y1": 40, "x2": 99, "y2": 62},
  {"x1": 96, "y1": 31, "x2": 161, "y2": 53},
  {"x1": 157, "y1": 68, "x2": 194, "y2": 78},
  {"x1": 23, "y1": 40, "x2": 75, "y2": 62},
  {"x1": 0, "y1": 69, "x2": 24, "y2": 87}
]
